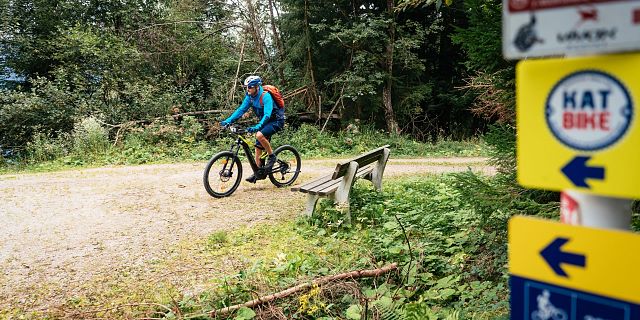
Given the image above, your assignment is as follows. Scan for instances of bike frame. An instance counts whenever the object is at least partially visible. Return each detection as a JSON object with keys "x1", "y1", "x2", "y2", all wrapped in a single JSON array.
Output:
[
  {"x1": 227, "y1": 131, "x2": 268, "y2": 175},
  {"x1": 203, "y1": 125, "x2": 300, "y2": 198}
]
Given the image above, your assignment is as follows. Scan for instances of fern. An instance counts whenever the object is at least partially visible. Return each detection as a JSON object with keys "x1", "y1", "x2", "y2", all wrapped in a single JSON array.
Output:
[{"x1": 376, "y1": 302, "x2": 404, "y2": 320}]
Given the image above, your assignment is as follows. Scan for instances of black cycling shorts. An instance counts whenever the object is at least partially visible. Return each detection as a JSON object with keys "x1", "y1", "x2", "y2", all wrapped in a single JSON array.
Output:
[{"x1": 255, "y1": 119, "x2": 284, "y2": 148}]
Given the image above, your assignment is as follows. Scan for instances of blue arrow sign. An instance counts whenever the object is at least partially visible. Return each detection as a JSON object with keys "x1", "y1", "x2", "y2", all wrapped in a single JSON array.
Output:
[
  {"x1": 561, "y1": 156, "x2": 605, "y2": 188},
  {"x1": 540, "y1": 237, "x2": 586, "y2": 277}
]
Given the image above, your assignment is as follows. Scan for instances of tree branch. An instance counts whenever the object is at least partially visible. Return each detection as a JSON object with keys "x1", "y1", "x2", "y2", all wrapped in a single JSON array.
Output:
[
  {"x1": 132, "y1": 20, "x2": 215, "y2": 33},
  {"x1": 210, "y1": 263, "x2": 398, "y2": 317}
]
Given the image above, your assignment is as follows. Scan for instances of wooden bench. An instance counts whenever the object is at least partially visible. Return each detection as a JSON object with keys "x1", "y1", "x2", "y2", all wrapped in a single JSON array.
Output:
[{"x1": 291, "y1": 145, "x2": 391, "y2": 222}]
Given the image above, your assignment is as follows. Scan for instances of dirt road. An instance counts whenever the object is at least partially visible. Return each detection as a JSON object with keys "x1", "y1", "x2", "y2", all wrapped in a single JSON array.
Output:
[{"x1": 0, "y1": 158, "x2": 493, "y2": 316}]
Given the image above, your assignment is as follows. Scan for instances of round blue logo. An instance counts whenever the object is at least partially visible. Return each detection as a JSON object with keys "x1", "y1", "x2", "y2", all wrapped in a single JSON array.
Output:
[{"x1": 545, "y1": 70, "x2": 633, "y2": 151}]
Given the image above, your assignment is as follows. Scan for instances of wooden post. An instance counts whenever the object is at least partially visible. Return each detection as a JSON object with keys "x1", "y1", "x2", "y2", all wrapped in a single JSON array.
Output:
[
  {"x1": 333, "y1": 161, "x2": 359, "y2": 224},
  {"x1": 371, "y1": 147, "x2": 390, "y2": 191},
  {"x1": 304, "y1": 194, "x2": 319, "y2": 217}
]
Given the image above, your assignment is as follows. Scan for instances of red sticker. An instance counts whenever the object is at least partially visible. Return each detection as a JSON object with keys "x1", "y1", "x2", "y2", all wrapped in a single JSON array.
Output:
[
  {"x1": 560, "y1": 192, "x2": 581, "y2": 225},
  {"x1": 508, "y1": 0, "x2": 625, "y2": 13}
]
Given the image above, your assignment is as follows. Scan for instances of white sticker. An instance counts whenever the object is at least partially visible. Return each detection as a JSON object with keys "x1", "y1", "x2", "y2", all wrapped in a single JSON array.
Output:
[{"x1": 546, "y1": 70, "x2": 633, "y2": 151}]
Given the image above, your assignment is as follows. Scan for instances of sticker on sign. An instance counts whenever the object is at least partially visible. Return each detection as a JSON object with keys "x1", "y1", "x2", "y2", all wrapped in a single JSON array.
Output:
[
  {"x1": 503, "y1": 0, "x2": 640, "y2": 59},
  {"x1": 545, "y1": 70, "x2": 633, "y2": 151},
  {"x1": 508, "y1": 0, "x2": 624, "y2": 12}
]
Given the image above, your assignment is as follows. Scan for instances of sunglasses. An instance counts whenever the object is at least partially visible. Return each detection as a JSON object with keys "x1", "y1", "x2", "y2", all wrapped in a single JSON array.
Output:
[{"x1": 245, "y1": 85, "x2": 255, "y2": 89}]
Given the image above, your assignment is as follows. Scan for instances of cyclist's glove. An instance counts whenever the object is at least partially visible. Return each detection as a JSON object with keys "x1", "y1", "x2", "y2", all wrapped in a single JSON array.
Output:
[
  {"x1": 220, "y1": 120, "x2": 230, "y2": 127},
  {"x1": 247, "y1": 125, "x2": 260, "y2": 133}
]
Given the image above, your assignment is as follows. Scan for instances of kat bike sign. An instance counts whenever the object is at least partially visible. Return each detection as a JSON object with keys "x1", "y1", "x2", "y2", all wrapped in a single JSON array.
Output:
[
  {"x1": 510, "y1": 216, "x2": 640, "y2": 320},
  {"x1": 503, "y1": 0, "x2": 640, "y2": 59},
  {"x1": 517, "y1": 52, "x2": 640, "y2": 198}
]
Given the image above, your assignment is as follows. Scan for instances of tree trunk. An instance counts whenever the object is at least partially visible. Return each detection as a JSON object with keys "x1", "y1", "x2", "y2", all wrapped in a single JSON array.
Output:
[
  {"x1": 229, "y1": 41, "x2": 245, "y2": 105},
  {"x1": 383, "y1": 0, "x2": 400, "y2": 134},
  {"x1": 303, "y1": 0, "x2": 320, "y2": 115},
  {"x1": 245, "y1": 0, "x2": 266, "y2": 64},
  {"x1": 268, "y1": 0, "x2": 285, "y2": 82}
]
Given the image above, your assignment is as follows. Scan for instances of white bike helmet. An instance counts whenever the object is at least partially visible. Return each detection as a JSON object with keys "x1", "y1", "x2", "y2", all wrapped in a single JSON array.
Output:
[{"x1": 243, "y1": 75, "x2": 262, "y2": 88}]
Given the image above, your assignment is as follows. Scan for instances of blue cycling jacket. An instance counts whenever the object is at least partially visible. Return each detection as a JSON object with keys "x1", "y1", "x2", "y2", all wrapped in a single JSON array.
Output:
[{"x1": 224, "y1": 86, "x2": 285, "y2": 130}]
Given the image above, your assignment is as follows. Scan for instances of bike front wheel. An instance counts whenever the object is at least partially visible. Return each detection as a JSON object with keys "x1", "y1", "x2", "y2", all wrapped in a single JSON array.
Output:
[
  {"x1": 203, "y1": 151, "x2": 243, "y2": 198},
  {"x1": 268, "y1": 145, "x2": 301, "y2": 187}
]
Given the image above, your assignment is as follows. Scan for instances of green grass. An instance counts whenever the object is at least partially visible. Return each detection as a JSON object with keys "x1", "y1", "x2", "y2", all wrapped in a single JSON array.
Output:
[
  {"x1": 0, "y1": 166, "x2": 563, "y2": 319},
  {"x1": 273, "y1": 124, "x2": 489, "y2": 159},
  {"x1": 157, "y1": 173, "x2": 556, "y2": 319},
  {"x1": 1, "y1": 122, "x2": 489, "y2": 174}
]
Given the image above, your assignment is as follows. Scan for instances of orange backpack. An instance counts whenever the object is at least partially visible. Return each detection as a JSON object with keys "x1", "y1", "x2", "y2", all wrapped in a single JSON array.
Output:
[{"x1": 260, "y1": 85, "x2": 285, "y2": 109}]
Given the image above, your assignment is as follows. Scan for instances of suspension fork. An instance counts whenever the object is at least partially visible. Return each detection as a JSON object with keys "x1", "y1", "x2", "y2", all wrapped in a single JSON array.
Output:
[
  {"x1": 228, "y1": 138, "x2": 242, "y2": 156},
  {"x1": 218, "y1": 140, "x2": 242, "y2": 175}
]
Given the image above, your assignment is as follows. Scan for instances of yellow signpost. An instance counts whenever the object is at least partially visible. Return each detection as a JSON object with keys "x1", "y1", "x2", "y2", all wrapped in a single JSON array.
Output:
[
  {"x1": 517, "y1": 52, "x2": 640, "y2": 199},
  {"x1": 509, "y1": 216, "x2": 640, "y2": 319},
  {"x1": 507, "y1": 2, "x2": 640, "y2": 319}
]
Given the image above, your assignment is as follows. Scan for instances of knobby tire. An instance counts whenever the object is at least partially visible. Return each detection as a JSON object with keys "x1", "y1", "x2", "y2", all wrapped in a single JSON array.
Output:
[
  {"x1": 268, "y1": 145, "x2": 302, "y2": 187},
  {"x1": 203, "y1": 151, "x2": 243, "y2": 198}
]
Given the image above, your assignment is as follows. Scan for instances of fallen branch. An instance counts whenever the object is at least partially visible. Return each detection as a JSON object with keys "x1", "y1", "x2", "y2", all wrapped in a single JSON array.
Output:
[
  {"x1": 211, "y1": 263, "x2": 398, "y2": 317},
  {"x1": 283, "y1": 86, "x2": 308, "y2": 100},
  {"x1": 170, "y1": 109, "x2": 226, "y2": 118},
  {"x1": 321, "y1": 84, "x2": 345, "y2": 133},
  {"x1": 100, "y1": 109, "x2": 227, "y2": 130}
]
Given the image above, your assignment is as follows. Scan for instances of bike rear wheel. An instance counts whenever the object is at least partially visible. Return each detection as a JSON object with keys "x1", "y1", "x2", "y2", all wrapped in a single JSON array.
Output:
[
  {"x1": 268, "y1": 145, "x2": 301, "y2": 187},
  {"x1": 203, "y1": 151, "x2": 243, "y2": 198}
]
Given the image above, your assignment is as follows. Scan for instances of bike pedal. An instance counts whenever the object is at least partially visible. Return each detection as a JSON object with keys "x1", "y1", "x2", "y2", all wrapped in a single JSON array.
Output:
[{"x1": 256, "y1": 169, "x2": 267, "y2": 180}]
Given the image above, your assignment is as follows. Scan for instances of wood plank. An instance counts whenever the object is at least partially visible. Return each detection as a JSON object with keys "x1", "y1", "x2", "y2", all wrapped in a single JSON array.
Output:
[
  {"x1": 291, "y1": 174, "x2": 333, "y2": 193},
  {"x1": 299, "y1": 173, "x2": 333, "y2": 188},
  {"x1": 316, "y1": 166, "x2": 373, "y2": 196},
  {"x1": 307, "y1": 179, "x2": 341, "y2": 195},
  {"x1": 293, "y1": 145, "x2": 388, "y2": 195},
  {"x1": 332, "y1": 145, "x2": 390, "y2": 179}
]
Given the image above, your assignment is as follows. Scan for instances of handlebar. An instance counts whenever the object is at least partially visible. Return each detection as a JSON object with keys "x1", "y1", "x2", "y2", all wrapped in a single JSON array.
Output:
[{"x1": 222, "y1": 124, "x2": 249, "y2": 134}]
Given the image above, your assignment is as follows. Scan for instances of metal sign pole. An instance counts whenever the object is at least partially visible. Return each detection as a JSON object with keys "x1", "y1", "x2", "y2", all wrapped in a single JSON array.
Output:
[{"x1": 561, "y1": 190, "x2": 633, "y2": 230}]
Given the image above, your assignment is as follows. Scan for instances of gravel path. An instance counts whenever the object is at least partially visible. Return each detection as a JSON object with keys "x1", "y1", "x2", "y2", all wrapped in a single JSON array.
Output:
[{"x1": 0, "y1": 157, "x2": 493, "y2": 316}]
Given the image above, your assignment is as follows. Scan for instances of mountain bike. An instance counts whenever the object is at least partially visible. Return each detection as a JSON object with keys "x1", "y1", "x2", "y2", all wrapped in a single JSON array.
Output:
[{"x1": 203, "y1": 125, "x2": 302, "y2": 198}]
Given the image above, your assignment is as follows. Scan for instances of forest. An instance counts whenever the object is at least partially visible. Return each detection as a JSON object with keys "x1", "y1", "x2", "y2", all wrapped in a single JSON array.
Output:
[
  {"x1": 0, "y1": 0, "x2": 514, "y2": 151},
  {"x1": 0, "y1": 0, "x2": 572, "y2": 319}
]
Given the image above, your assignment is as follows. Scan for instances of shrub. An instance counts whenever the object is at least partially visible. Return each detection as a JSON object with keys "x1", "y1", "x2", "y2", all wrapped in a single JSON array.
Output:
[
  {"x1": 0, "y1": 78, "x2": 81, "y2": 147},
  {"x1": 273, "y1": 123, "x2": 488, "y2": 158},
  {"x1": 72, "y1": 117, "x2": 110, "y2": 155},
  {"x1": 25, "y1": 132, "x2": 71, "y2": 163}
]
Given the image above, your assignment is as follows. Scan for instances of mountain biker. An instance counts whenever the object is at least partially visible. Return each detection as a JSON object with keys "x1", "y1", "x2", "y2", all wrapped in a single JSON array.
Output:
[{"x1": 220, "y1": 75, "x2": 285, "y2": 183}]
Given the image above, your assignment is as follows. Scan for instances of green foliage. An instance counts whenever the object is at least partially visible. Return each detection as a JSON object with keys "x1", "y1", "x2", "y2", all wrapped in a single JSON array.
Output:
[
  {"x1": 483, "y1": 123, "x2": 516, "y2": 175},
  {"x1": 345, "y1": 304, "x2": 362, "y2": 319},
  {"x1": 313, "y1": 16, "x2": 389, "y2": 100},
  {"x1": 308, "y1": 175, "x2": 553, "y2": 318},
  {"x1": 72, "y1": 117, "x2": 110, "y2": 155},
  {"x1": 278, "y1": 0, "x2": 483, "y2": 136},
  {"x1": 207, "y1": 231, "x2": 229, "y2": 250},
  {"x1": 160, "y1": 220, "x2": 368, "y2": 319},
  {"x1": 630, "y1": 202, "x2": 640, "y2": 232},
  {"x1": 2, "y1": 116, "x2": 216, "y2": 172},
  {"x1": 2, "y1": 122, "x2": 487, "y2": 173},
  {"x1": 1, "y1": 0, "x2": 236, "y2": 148},
  {"x1": 25, "y1": 132, "x2": 71, "y2": 163},
  {"x1": 451, "y1": 0, "x2": 505, "y2": 73},
  {"x1": 273, "y1": 124, "x2": 488, "y2": 159},
  {"x1": 0, "y1": 77, "x2": 83, "y2": 146},
  {"x1": 170, "y1": 173, "x2": 549, "y2": 319},
  {"x1": 2, "y1": 0, "x2": 492, "y2": 153},
  {"x1": 234, "y1": 307, "x2": 256, "y2": 320}
]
